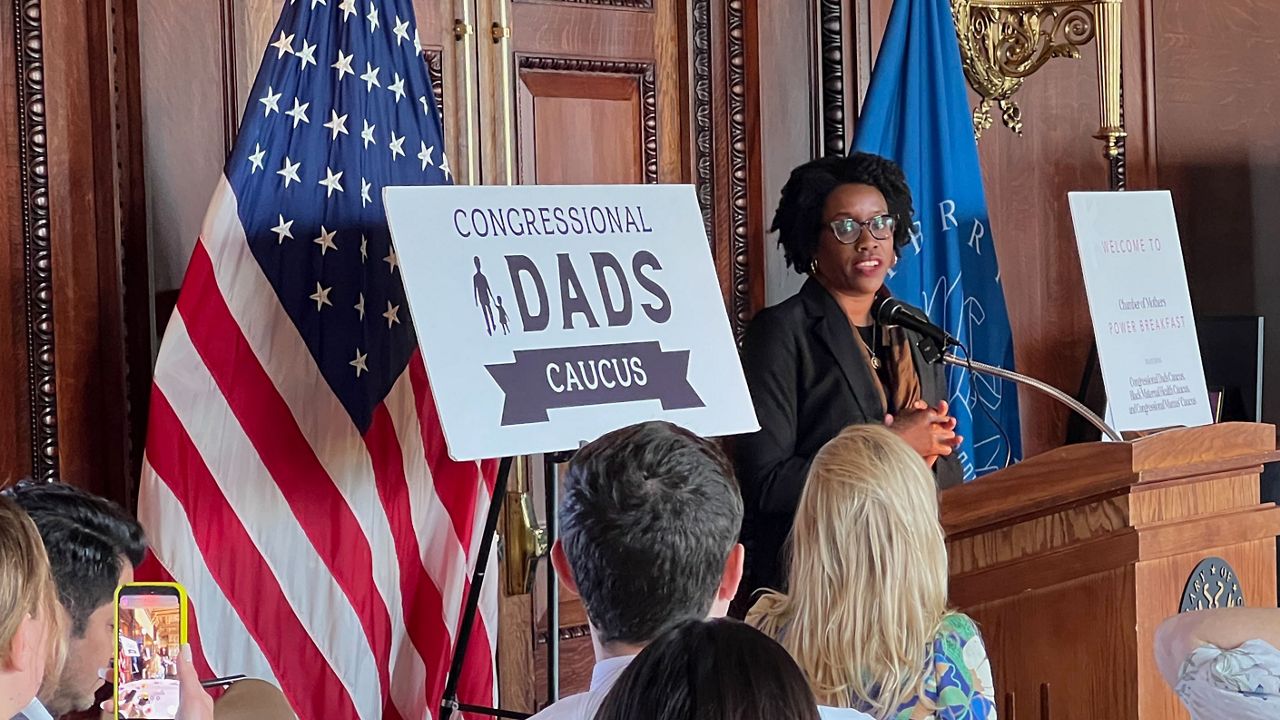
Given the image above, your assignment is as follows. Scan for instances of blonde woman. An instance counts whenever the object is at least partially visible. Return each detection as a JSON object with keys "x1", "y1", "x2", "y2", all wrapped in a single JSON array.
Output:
[
  {"x1": 748, "y1": 425, "x2": 995, "y2": 720},
  {"x1": 0, "y1": 494, "x2": 64, "y2": 719}
]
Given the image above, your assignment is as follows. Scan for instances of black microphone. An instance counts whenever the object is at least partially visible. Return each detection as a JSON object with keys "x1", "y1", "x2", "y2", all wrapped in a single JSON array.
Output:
[{"x1": 872, "y1": 296, "x2": 959, "y2": 348}]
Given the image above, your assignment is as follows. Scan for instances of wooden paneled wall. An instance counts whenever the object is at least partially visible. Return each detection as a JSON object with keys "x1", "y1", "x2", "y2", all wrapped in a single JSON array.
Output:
[
  {"x1": 1149, "y1": 0, "x2": 1280, "y2": 424},
  {"x1": 0, "y1": 0, "x2": 149, "y2": 503}
]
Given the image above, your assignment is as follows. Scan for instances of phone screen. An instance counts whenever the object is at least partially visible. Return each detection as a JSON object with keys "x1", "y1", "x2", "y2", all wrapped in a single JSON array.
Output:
[{"x1": 116, "y1": 587, "x2": 184, "y2": 719}]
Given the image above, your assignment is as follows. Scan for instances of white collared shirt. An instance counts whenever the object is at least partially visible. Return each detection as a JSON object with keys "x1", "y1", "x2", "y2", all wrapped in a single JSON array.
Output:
[
  {"x1": 523, "y1": 654, "x2": 874, "y2": 720},
  {"x1": 11, "y1": 698, "x2": 54, "y2": 720},
  {"x1": 527, "y1": 654, "x2": 636, "y2": 720}
]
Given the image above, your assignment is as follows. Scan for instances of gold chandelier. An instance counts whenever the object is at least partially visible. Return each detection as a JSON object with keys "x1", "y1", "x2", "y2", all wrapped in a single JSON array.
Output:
[{"x1": 951, "y1": 0, "x2": 1124, "y2": 158}]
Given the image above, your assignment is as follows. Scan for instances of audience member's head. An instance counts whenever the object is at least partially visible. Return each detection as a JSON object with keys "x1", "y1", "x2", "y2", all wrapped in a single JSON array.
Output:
[
  {"x1": 6, "y1": 481, "x2": 146, "y2": 715},
  {"x1": 0, "y1": 495, "x2": 64, "y2": 717},
  {"x1": 552, "y1": 421, "x2": 744, "y2": 654},
  {"x1": 595, "y1": 618, "x2": 821, "y2": 720},
  {"x1": 749, "y1": 424, "x2": 948, "y2": 715}
]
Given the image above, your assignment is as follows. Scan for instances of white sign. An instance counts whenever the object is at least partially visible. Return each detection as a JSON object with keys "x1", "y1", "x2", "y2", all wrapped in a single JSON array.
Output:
[
  {"x1": 384, "y1": 184, "x2": 759, "y2": 460},
  {"x1": 1069, "y1": 191, "x2": 1213, "y2": 432}
]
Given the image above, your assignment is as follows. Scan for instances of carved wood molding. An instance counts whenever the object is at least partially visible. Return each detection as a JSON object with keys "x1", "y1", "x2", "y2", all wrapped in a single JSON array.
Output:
[
  {"x1": 726, "y1": 0, "x2": 750, "y2": 343},
  {"x1": 691, "y1": 0, "x2": 713, "y2": 240},
  {"x1": 819, "y1": 0, "x2": 846, "y2": 156},
  {"x1": 1109, "y1": 85, "x2": 1126, "y2": 190},
  {"x1": 516, "y1": 55, "x2": 659, "y2": 183},
  {"x1": 518, "y1": 0, "x2": 654, "y2": 8},
  {"x1": 536, "y1": 623, "x2": 592, "y2": 644},
  {"x1": 423, "y1": 47, "x2": 445, "y2": 131},
  {"x1": 1110, "y1": 138, "x2": 1126, "y2": 190},
  {"x1": 13, "y1": 0, "x2": 58, "y2": 481},
  {"x1": 111, "y1": 0, "x2": 153, "y2": 495}
]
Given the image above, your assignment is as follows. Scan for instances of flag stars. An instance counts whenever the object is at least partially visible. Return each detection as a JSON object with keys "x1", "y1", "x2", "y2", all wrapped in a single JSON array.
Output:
[
  {"x1": 388, "y1": 132, "x2": 406, "y2": 161},
  {"x1": 359, "y1": 234, "x2": 368, "y2": 261},
  {"x1": 310, "y1": 282, "x2": 334, "y2": 311},
  {"x1": 310, "y1": 0, "x2": 327, "y2": 8},
  {"x1": 313, "y1": 225, "x2": 338, "y2": 254},
  {"x1": 361, "y1": 120, "x2": 376, "y2": 149},
  {"x1": 296, "y1": 39, "x2": 318, "y2": 70},
  {"x1": 361, "y1": 63, "x2": 381, "y2": 92},
  {"x1": 367, "y1": 2, "x2": 380, "y2": 33},
  {"x1": 360, "y1": 178, "x2": 372, "y2": 207},
  {"x1": 413, "y1": 28, "x2": 422, "y2": 55},
  {"x1": 324, "y1": 110, "x2": 349, "y2": 140},
  {"x1": 277, "y1": 156, "x2": 302, "y2": 187},
  {"x1": 271, "y1": 214, "x2": 294, "y2": 244},
  {"x1": 318, "y1": 167, "x2": 344, "y2": 197},
  {"x1": 248, "y1": 143, "x2": 266, "y2": 172},
  {"x1": 355, "y1": 292, "x2": 366, "y2": 319},
  {"x1": 333, "y1": 50, "x2": 355, "y2": 81},
  {"x1": 393, "y1": 17, "x2": 410, "y2": 45},
  {"x1": 388, "y1": 73, "x2": 406, "y2": 103},
  {"x1": 418, "y1": 141, "x2": 435, "y2": 171},
  {"x1": 350, "y1": 348, "x2": 369, "y2": 377},
  {"x1": 383, "y1": 301, "x2": 401, "y2": 328},
  {"x1": 419, "y1": 95, "x2": 431, "y2": 115},
  {"x1": 259, "y1": 86, "x2": 282, "y2": 116},
  {"x1": 339, "y1": 0, "x2": 357, "y2": 21},
  {"x1": 270, "y1": 31, "x2": 295, "y2": 59},
  {"x1": 440, "y1": 153, "x2": 452, "y2": 182},
  {"x1": 384, "y1": 248, "x2": 399, "y2": 273},
  {"x1": 285, "y1": 97, "x2": 311, "y2": 128}
]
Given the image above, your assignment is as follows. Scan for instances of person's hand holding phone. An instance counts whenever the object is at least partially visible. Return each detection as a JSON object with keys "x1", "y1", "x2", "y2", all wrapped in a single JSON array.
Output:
[
  {"x1": 174, "y1": 645, "x2": 214, "y2": 720},
  {"x1": 102, "y1": 646, "x2": 214, "y2": 720}
]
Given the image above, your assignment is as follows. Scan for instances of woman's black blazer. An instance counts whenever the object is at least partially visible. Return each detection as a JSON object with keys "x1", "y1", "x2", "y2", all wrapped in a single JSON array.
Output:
[{"x1": 733, "y1": 278, "x2": 963, "y2": 595}]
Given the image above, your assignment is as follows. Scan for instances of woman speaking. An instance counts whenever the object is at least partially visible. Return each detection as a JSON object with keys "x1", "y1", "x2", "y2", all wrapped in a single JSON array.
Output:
[{"x1": 734, "y1": 153, "x2": 963, "y2": 602}]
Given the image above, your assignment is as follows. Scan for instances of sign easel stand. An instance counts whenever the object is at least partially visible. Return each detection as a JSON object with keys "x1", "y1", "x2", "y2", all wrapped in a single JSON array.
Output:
[{"x1": 441, "y1": 450, "x2": 575, "y2": 720}]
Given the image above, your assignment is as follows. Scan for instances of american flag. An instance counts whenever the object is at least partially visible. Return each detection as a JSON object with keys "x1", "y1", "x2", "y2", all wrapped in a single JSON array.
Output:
[{"x1": 137, "y1": 1, "x2": 499, "y2": 718}]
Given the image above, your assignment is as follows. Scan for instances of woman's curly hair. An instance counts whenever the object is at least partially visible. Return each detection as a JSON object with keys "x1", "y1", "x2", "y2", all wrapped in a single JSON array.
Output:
[{"x1": 770, "y1": 152, "x2": 914, "y2": 274}]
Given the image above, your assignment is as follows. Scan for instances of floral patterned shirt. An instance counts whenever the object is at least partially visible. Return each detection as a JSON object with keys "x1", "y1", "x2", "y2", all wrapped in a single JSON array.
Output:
[
  {"x1": 853, "y1": 613, "x2": 997, "y2": 720},
  {"x1": 1173, "y1": 639, "x2": 1280, "y2": 719}
]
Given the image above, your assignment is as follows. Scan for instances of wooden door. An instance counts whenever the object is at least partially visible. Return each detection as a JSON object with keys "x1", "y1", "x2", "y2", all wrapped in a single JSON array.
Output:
[
  {"x1": 475, "y1": 0, "x2": 686, "y2": 187},
  {"x1": 469, "y1": 0, "x2": 691, "y2": 710}
]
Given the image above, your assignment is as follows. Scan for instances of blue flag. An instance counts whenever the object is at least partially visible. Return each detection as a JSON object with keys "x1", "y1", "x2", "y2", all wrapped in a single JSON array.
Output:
[{"x1": 853, "y1": 0, "x2": 1021, "y2": 478}]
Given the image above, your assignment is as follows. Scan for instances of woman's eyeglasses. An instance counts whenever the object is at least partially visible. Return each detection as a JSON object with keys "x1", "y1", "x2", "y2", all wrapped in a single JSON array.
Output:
[{"x1": 827, "y1": 214, "x2": 897, "y2": 244}]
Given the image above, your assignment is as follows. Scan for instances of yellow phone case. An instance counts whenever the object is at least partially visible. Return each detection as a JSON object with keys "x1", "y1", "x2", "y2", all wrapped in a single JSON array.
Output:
[{"x1": 113, "y1": 582, "x2": 189, "y2": 719}]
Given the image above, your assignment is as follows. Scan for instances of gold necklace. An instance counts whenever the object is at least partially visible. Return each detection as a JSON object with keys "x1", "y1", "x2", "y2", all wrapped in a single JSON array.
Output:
[{"x1": 856, "y1": 324, "x2": 881, "y2": 370}]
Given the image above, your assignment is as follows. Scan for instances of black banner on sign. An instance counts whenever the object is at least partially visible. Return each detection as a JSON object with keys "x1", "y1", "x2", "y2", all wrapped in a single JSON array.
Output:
[{"x1": 485, "y1": 341, "x2": 704, "y2": 425}]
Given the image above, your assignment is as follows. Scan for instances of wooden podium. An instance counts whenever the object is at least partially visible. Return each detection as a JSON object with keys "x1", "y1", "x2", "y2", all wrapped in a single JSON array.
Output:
[{"x1": 942, "y1": 423, "x2": 1280, "y2": 720}]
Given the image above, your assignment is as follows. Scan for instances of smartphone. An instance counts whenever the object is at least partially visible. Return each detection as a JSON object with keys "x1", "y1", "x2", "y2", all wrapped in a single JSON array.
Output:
[{"x1": 114, "y1": 582, "x2": 189, "y2": 720}]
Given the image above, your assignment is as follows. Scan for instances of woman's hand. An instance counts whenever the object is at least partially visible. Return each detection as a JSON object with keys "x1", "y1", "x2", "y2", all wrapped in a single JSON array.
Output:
[{"x1": 884, "y1": 400, "x2": 963, "y2": 467}]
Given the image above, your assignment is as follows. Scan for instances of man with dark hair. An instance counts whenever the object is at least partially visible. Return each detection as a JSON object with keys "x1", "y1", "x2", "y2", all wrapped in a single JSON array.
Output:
[
  {"x1": 5, "y1": 482, "x2": 231, "y2": 720},
  {"x1": 6, "y1": 482, "x2": 141, "y2": 719},
  {"x1": 531, "y1": 423, "x2": 870, "y2": 720},
  {"x1": 530, "y1": 421, "x2": 746, "y2": 720}
]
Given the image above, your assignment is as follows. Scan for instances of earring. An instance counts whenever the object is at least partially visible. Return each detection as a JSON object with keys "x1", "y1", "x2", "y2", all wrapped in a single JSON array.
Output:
[{"x1": 809, "y1": 258, "x2": 819, "y2": 275}]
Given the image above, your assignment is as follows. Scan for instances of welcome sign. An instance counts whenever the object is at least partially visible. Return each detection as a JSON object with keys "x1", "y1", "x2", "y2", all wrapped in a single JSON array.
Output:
[
  {"x1": 385, "y1": 184, "x2": 758, "y2": 460},
  {"x1": 1069, "y1": 191, "x2": 1213, "y2": 433}
]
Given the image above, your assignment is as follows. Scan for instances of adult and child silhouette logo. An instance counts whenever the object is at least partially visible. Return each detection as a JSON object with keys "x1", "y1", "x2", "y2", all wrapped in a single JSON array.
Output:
[{"x1": 472, "y1": 256, "x2": 510, "y2": 336}]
